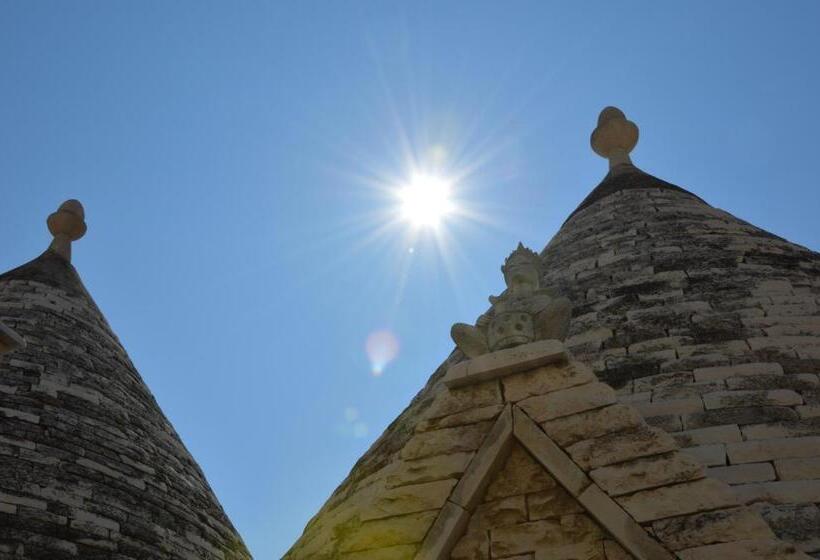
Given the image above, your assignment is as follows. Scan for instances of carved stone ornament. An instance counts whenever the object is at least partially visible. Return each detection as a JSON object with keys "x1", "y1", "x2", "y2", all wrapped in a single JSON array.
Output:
[{"x1": 451, "y1": 243, "x2": 572, "y2": 358}]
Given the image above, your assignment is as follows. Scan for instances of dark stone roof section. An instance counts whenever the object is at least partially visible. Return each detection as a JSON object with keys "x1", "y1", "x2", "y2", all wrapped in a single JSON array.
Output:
[
  {"x1": 566, "y1": 166, "x2": 707, "y2": 222},
  {"x1": 0, "y1": 250, "x2": 252, "y2": 559}
]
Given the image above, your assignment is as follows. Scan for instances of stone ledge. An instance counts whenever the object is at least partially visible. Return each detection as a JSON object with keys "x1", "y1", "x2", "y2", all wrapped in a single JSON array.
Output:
[{"x1": 443, "y1": 340, "x2": 567, "y2": 388}]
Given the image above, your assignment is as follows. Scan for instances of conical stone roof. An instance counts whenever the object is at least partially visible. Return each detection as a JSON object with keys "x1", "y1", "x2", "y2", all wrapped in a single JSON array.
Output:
[
  {"x1": 0, "y1": 204, "x2": 251, "y2": 559},
  {"x1": 286, "y1": 109, "x2": 820, "y2": 559}
]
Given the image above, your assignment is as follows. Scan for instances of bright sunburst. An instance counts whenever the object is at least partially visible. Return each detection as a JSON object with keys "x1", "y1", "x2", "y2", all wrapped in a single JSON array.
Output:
[{"x1": 398, "y1": 173, "x2": 455, "y2": 229}]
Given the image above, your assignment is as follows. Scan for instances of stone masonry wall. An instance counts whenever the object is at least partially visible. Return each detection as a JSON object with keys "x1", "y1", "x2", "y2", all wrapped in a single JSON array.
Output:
[
  {"x1": 0, "y1": 253, "x2": 251, "y2": 560},
  {"x1": 541, "y1": 178, "x2": 820, "y2": 555}
]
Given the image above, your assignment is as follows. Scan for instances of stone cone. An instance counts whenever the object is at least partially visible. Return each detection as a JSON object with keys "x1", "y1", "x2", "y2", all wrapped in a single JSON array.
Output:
[{"x1": 0, "y1": 249, "x2": 251, "y2": 559}]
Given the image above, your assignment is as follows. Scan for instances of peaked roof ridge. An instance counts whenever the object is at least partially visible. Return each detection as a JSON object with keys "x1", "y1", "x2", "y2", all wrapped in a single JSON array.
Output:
[{"x1": 566, "y1": 167, "x2": 708, "y2": 223}]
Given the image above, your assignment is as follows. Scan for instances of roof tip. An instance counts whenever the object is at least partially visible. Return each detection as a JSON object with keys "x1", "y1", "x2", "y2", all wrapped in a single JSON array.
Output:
[
  {"x1": 47, "y1": 199, "x2": 87, "y2": 262},
  {"x1": 590, "y1": 106, "x2": 639, "y2": 175}
]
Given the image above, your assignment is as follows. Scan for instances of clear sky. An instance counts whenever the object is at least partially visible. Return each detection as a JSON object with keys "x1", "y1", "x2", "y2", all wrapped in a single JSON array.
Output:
[{"x1": 2, "y1": 2, "x2": 819, "y2": 558}]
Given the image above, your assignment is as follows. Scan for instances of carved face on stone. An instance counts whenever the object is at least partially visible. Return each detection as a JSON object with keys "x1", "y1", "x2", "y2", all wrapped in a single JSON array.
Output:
[
  {"x1": 501, "y1": 244, "x2": 541, "y2": 291},
  {"x1": 487, "y1": 311, "x2": 534, "y2": 351}
]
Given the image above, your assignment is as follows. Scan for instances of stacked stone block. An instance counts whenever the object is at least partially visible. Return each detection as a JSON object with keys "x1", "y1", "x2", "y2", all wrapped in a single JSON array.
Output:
[
  {"x1": 0, "y1": 251, "x2": 250, "y2": 559},
  {"x1": 543, "y1": 170, "x2": 820, "y2": 555},
  {"x1": 289, "y1": 340, "x2": 808, "y2": 559}
]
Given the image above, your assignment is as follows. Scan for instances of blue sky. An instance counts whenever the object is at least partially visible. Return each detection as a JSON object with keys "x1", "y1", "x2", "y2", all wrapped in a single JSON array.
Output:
[{"x1": 2, "y1": 2, "x2": 819, "y2": 558}]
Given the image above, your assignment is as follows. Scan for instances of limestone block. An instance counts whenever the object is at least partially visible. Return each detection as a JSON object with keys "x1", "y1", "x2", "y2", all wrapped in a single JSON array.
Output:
[
  {"x1": 681, "y1": 443, "x2": 726, "y2": 466},
  {"x1": 341, "y1": 545, "x2": 418, "y2": 560},
  {"x1": 468, "y1": 495, "x2": 526, "y2": 530},
  {"x1": 732, "y1": 480, "x2": 820, "y2": 505},
  {"x1": 360, "y1": 479, "x2": 457, "y2": 521},
  {"x1": 616, "y1": 478, "x2": 738, "y2": 523},
  {"x1": 741, "y1": 419, "x2": 820, "y2": 439},
  {"x1": 533, "y1": 541, "x2": 603, "y2": 560},
  {"x1": 527, "y1": 486, "x2": 585, "y2": 520},
  {"x1": 450, "y1": 529, "x2": 488, "y2": 560},
  {"x1": 726, "y1": 436, "x2": 820, "y2": 464},
  {"x1": 672, "y1": 424, "x2": 741, "y2": 447},
  {"x1": 401, "y1": 422, "x2": 492, "y2": 461},
  {"x1": 602, "y1": 540, "x2": 630, "y2": 560},
  {"x1": 633, "y1": 398, "x2": 703, "y2": 418},
  {"x1": 567, "y1": 426, "x2": 677, "y2": 470},
  {"x1": 755, "y1": 503, "x2": 820, "y2": 554},
  {"x1": 652, "y1": 507, "x2": 774, "y2": 551},
  {"x1": 417, "y1": 405, "x2": 504, "y2": 433},
  {"x1": 566, "y1": 328, "x2": 614, "y2": 349},
  {"x1": 633, "y1": 371, "x2": 693, "y2": 392},
  {"x1": 490, "y1": 515, "x2": 602, "y2": 557},
  {"x1": 707, "y1": 463, "x2": 776, "y2": 485},
  {"x1": 644, "y1": 414, "x2": 682, "y2": 432},
  {"x1": 386, "y1": 452, "x2": 474, "y2": 488},
  {"x1": 693, "y1": 362, "x2": 783, "y2": 382},
  {"x1": 702, "y1": 389, "x2": 803, "y2": 409},
  {"x1": 518, "y1": 383, "x2": 616, "y2": 423},
  {"x1": 484, "y1": 445, "x2": 556, "y2": 501},
  {"x1": 797, "y1": 405, "x2": 820, "y2": 419},
  {"x1": 590, "y1": 452, "x2": 703, "y2": 497},
  {"x1": 502, "y1": 362, "x2": 595, "y2": 402},
  {"x1": 749, "y1": 335, "x2": 820, "y2": 351},
  {"x1": 541, "y1": 404, "x2": 643, "y2": 447},
  {"x1": 682, "y1": 406, "x2": 798, "y2": 430},
  {"x1": 774, "y1": 457, "x2": 820, "y2": 481},
  {"x1": 652, "y1": 381, "x2": 723, "y2": 400},
  {"x1": 675, "y1": 538, "x2": 810, "y2": 560},
  {"x1": 340, "y1": 510, "x2": 439, "y2": 552},
  {"x1": 425, "y1": 382, "x2": 502, "y2": 419},
  {"x1": 443, "y1": 340, "x2": 567, "y2": 389}
]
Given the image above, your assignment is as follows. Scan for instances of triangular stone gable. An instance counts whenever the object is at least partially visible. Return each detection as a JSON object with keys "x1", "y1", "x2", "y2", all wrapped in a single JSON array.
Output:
[
  {"x1": 286, "y1": 341, "x2": 811, "y2": 559},
  {"x1": 450, "y1": 441, "x2": 635, "y2": 559}
]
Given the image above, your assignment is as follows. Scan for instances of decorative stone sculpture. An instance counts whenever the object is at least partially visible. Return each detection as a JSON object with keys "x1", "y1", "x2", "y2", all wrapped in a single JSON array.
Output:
[
  {"x1": 590, "y1": 106, "x2": 639, "y2": 172},
  {"x1": 47, "y1": 199, "x2": 87, "y2": 262},
  {"x1": 451, "y1": 243, "x2": 572, "y2": 358}
]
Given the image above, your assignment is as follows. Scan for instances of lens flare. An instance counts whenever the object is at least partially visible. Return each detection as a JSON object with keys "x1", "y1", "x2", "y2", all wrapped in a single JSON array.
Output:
[{"x1": 365, "y1": 329, "x2": 400, "y2": 376}]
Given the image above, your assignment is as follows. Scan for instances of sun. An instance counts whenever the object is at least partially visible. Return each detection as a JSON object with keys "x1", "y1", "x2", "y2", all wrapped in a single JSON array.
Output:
[{"x1": 398, "y1": 173, "x2": 455, "y2": 228}]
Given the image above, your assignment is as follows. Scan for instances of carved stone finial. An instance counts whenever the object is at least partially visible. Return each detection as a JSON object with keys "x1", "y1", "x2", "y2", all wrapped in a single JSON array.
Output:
[
  {"x1": 47, "y1": 199, "x2": 86, "y2": 262},
  {"x1": 590, "y1": 106, "x2": 639, "y2": 172}
]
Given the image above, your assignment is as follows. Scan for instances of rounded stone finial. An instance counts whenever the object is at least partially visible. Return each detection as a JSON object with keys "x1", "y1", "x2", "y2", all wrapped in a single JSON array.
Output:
[
  {"x1": 47, "y1": 199, "x2": 87, "y2": 261},
  {"x1": 590, "y1": 106, "x2": 639, "y2": 171}
]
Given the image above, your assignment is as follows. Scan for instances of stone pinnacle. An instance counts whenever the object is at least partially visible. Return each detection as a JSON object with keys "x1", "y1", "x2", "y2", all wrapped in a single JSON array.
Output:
[
  {"x1": 590, "y1": 106, "x2": 639, "y2": 173},
  {"x1": 47, "y1": 199, "x2": 87, "y2": 262}
]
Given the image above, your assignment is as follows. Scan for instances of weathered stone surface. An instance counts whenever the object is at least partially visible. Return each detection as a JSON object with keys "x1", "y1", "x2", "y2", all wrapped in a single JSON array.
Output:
[
  {"x1": 726, "y1": 436, "x2": 820, "y2": 464},
  {"x1": 616, "y1": 478, "x2": 738, "y2": 522},
  {"x1": 340, "y1": 510, "x2": 440, "y2": 552},
  {"x1": 652, "y1": 507, "x2": 774, "y2": 551},
  {"x1": 775, "y1": 457, "x2": 820, "y2": 481},
  {"x1": 361, "y1": 479, "x2": 456, "y2": 520},
  {"x1": 733, "y1": 480, "x2": 820, "y2": 505},
  {"x1": 490, "y1": 515, "x2": 602, "y2": 557},
  {"x1": 386, "y1": 452, "x2": 474, "y2": 488},
  {"x1": 0, "y1": 251, "x2": 251, "y2": 560},
  {"x1": 415, "y1": 501, "x2": 469, "y2": 560},
  {"x1": 417, "y1": 404, "x2": 504, "y2": 432},
  {"x1": 590, "y1": 452, "x2": 703, "y2": 496},
  {"x1": 693, "y1": 362, "x2": 784, "y2": 382},
  {"x1": 681, "y1": 443, "x2": 726, "y2": 466},
  {"x1": 683, "y1": 406, "x2": 799, "y2": 430},
  {"x1": 708, "y1": 462, "x2": 776, "y2": 485},
  {"x1": 342, "y1": 544, "x2": 417, "y2": 560},
  {"x1": 675, "y1": 538, "x2": 809, "y2": 560},
  {"x1": 755, "y1": 503, "x2": 820, "y2": 553},
  {"x1": 672, "y1": 424, "x2": 742, "y2": 447},
  {"x1": 540, "y1": 404, "x2": 642, "y2": 447},
  {"x1": 702, "y1": 389, "x2": 803, "y2": 409},
  {"x1": 445, "y1": 340, "x2": 568, "y2": 388},
  {"x1": 527, "y1": 486, "x2": 585, "y2": 520},
  {"x1": 519, "y1": 382, "x2": 616, "y2": 422},
  {"x1": 567, "y1": 426, "x2": 677, "y2": 470},
  {"x1": 469, "y1": 495, "x2": 526, "y2": 530},
  {"x1": 401, "y1": 422, "x2": 493, "y2": 460},
  {"x1": 503, "y1": 362, "x2": 595, "y2": 402},
  {"x1": 426, "y1": 381, "x2": 502, "y2": 419},
  {"x1": 450, "y1": 530, "x2": 488, "y2": 560},
  {"x1": 484, "y1": 444, "x2": 556, "y2": 501}
]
